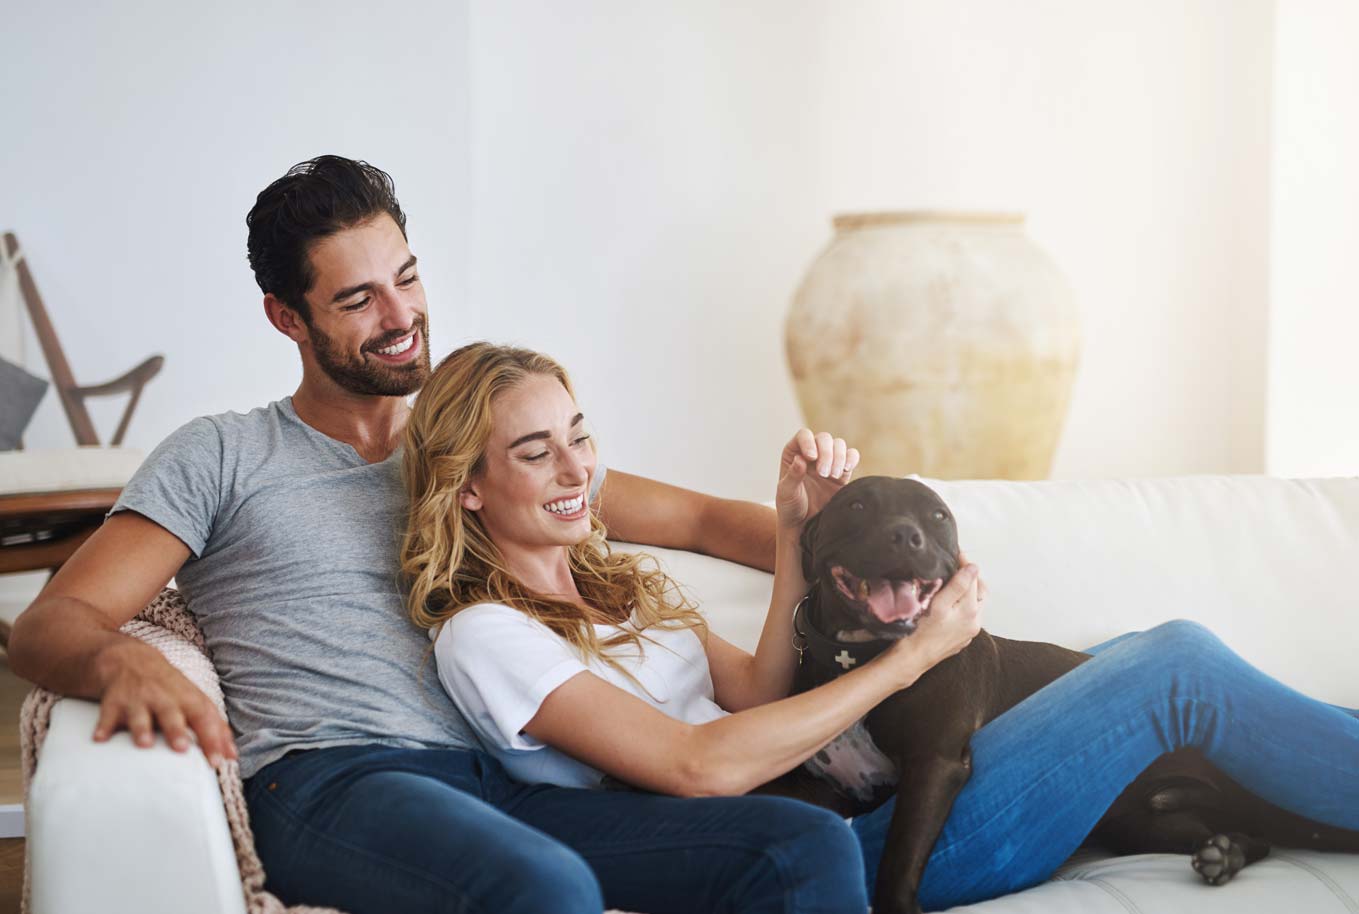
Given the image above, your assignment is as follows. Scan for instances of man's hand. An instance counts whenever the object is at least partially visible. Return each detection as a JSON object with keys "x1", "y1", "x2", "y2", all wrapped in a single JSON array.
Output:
[
  {"x1": 775, "y1": 428, "x2": 860, "y2": 531},
  {"x1": 92, "y1": 639, "x2": 238, "y2": 765}
]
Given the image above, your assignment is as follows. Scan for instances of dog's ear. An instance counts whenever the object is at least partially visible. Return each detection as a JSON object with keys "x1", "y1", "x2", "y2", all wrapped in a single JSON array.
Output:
[{"x1": 799, "y1": 513, "x2": 822, "y2": 583}]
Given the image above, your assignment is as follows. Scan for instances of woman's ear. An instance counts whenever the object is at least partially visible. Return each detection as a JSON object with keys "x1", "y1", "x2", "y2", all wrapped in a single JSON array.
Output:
[{"x1": 459, "y1": 484, "x2": 483, "y2": 511}]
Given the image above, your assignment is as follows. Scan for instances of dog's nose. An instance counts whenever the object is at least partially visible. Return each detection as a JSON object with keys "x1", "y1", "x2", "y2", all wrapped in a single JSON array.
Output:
[{"x1": 890, "y1": 523, "x2": 926, "y2": 551}]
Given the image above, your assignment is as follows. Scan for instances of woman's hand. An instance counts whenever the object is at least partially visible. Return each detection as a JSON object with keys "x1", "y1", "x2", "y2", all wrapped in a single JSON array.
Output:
[
  {"x1": 878, "y1": 562, "x2": 984, "y2": 688},
  {"x1": 775, "y1": 428, "x2": 860, "y2": 532}
]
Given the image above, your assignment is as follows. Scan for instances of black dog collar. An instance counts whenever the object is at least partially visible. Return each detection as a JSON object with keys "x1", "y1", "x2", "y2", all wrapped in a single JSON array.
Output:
[{"x1": 791, "y1": 594, "x2": 892, "y2": 673}]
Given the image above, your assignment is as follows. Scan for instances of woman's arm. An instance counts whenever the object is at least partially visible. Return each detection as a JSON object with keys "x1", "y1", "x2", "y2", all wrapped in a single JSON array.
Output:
[
  {"x1": 708, "y1": 429, "x2": 856, "y2": 711},
  {"x1": 708, "y1": 531, "x2": 806, "y2": 710},
  {"x1": 524, "y1": 563, "x2": 981, "y2": 798}
]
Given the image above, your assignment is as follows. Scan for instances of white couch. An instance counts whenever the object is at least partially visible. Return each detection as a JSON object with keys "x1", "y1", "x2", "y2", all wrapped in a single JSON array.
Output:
[{"x1": 26, "y1": 474, "x2": 1359, "y2": 913}]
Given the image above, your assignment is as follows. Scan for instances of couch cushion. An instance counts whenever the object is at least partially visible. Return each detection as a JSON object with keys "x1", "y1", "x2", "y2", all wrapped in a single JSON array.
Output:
[
  {"x1": 949, "y1": 847, "x2": 1359, "y2": 912},
  {"x1": 0, "y1": 446, "x2": 145, "y2": 496},
  {"x1": 918, "y1": 475, "x2": 1359, "y2": 709},
  {"x1": 624, "y1": 475, "x2": 1359, "y2": 708}
]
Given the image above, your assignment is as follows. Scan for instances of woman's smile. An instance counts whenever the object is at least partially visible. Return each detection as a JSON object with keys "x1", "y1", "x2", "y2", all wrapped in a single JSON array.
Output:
[{"x1": 543, "y1": 492, "x2": 588, "y2": 520}]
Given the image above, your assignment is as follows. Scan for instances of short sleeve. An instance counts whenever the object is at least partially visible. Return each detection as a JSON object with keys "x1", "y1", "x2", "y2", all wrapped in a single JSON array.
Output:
[
  {"x1": 110, "y1": 417, "x2": 224, "y2": 557},
  {"x1": 432, "y1": 604, "x2": 588, "y2": 752},
  {"x1": 589, "y1": 463, "x2": 606, "y2": 503}
]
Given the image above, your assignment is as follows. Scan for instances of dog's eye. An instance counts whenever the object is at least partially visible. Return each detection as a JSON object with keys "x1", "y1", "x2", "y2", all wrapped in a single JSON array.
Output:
[
  {"x1": 850, "y1": 501, "x2": 864, "y2": 511},
  {"x1": 932, "y1": 510, "x2": 947, "y2": 521}
]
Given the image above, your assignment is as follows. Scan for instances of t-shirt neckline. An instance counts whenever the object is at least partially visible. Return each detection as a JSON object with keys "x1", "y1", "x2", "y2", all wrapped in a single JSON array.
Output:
[{"x1": 280, "y1": 396, "x2": 402, "y2": 467}]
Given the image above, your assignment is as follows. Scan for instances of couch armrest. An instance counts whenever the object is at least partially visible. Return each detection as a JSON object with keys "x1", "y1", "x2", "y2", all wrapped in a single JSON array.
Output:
[{"x1": 28, "y1": 697, "x2": 246, "y2": 914}]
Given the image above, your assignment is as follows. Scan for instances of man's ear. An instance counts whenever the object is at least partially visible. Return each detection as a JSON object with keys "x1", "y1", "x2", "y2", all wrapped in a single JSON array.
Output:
[
  {"x1": 459, "y1": 485, "x2": 483, "y2": 512},
  {"x1": 263, "y1": 293, "x2": 310, "y2": 344},
  {"x1": 799, "y1": 513, "x2": 821, "y2": 583}
]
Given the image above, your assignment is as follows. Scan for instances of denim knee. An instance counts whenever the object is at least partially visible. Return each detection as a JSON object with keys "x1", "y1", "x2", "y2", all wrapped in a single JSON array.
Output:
[
  {"x1": 505, "y1": 842, "x2": 602, "y2": 914},
  {"x1": 761, "y1": 803, "x2": 866, "y2": 913},
  {"x1": 1138, "y1": 618, "x2": 1223, "y2": 663}
]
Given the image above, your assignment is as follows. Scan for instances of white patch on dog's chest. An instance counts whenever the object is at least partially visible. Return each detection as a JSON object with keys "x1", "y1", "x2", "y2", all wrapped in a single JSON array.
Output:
[{"x1": 803, "y1": 717, "x2": 897, "y2": 802}]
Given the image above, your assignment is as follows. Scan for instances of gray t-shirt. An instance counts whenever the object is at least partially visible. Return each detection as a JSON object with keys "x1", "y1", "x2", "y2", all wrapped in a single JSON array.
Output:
[{"x1": 113, "y1": 397, "x2": 606, "y2": 778}]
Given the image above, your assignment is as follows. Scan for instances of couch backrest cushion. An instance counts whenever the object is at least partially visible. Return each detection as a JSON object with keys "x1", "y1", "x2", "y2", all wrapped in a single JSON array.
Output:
[{"x1": 616, "y1": 475, "x2": 1359, "y2": 707}]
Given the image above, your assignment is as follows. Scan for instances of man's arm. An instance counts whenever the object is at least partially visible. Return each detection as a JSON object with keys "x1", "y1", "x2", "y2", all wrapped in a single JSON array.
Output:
[
  {"x1": 595, "y1": 470, "x2": 778, "y2": 572},
  {"x1": 7, "y1": 512, "x2": 238, "y2": 764}
]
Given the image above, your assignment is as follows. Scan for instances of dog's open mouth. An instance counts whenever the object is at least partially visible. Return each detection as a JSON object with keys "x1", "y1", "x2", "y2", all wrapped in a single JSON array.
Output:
[{"x1": 830, "y1": 565, "x2": 944, "y2": 627}]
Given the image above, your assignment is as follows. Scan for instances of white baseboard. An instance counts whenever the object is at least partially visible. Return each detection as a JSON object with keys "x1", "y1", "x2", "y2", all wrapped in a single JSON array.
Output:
[{"x1": 0, "y1": 802, "x2": 24, "y2": 838}]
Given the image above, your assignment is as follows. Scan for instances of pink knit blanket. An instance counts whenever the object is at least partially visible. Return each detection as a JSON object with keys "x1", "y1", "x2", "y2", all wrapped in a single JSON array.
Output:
[{"x1": 19, "y1": 588, "x2": 637, "y2": 914}]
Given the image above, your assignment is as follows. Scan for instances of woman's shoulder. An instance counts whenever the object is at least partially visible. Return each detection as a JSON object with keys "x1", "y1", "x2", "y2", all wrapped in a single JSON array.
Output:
[{"x1": 431, "y1": 602, "x2": 554, "y2": 646}]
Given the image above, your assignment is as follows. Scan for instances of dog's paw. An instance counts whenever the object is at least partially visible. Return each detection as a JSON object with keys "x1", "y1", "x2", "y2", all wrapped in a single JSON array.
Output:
[{"x1": 1192, "y1": 834, "x2": 1246, "y2": 886}]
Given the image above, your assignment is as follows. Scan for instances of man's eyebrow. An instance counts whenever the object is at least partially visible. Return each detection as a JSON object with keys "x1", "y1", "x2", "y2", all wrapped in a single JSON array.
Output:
[
  {"x1": 507, "y1": 413, "x2": 585, "y2": 450},
  {"x1": 329, "y1": 255, "x2": 420, "y2": 304}
]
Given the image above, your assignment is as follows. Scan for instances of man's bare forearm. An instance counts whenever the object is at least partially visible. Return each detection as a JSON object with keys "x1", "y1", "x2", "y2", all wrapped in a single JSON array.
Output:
[
  {"x1": 597, "y1": 470, "x2": 778, "y2": 572},
  {"x1": 9, "y1": 596, "x2": 163, "y2": 698},
  {"x1": 694, "y1": 496, "x2": 778, "y2": 572}
]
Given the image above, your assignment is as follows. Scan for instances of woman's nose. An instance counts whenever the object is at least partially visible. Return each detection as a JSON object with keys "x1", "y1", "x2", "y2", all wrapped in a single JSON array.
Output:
[{"x1": 560, "y1": 449, "x2": 591, "y2": 484}]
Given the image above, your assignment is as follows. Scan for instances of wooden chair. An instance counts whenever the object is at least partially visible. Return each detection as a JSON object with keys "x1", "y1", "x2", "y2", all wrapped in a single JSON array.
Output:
[
  {"x1": 3, "y1": 232, "x2": 164, "y2": 447},
  {"x1": 0, "y1": 231, "x2": 165, "y2": 579}
]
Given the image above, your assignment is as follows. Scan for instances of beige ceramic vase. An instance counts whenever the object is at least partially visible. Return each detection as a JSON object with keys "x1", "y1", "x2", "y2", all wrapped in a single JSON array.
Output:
[{"x1": 786, "y1": 212, "x2": 1080, "y2": 480}]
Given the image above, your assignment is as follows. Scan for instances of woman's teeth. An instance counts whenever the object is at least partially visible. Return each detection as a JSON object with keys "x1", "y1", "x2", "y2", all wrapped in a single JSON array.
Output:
[
  {"x1": 377, "y1": 334, "x2": 414, "y2": 355},
  {"x1": 544, "y1": 494, "x2": 585, "y2": 515}
]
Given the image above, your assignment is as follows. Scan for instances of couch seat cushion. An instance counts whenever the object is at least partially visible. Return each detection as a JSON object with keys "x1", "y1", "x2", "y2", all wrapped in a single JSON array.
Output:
[
  {"x1": 950, "y1": 847, "x2": 1359, "y2": 912},
  {"x1": 0, "y1": 447, "x2": 144, "y2": 496}
]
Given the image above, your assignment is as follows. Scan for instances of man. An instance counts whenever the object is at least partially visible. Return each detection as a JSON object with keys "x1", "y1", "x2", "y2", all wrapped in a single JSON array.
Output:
[{"x1": 9, "y1": 156, "x2": 860, "y2": 913}]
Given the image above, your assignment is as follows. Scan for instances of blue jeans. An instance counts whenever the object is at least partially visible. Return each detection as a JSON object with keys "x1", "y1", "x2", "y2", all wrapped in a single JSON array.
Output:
[
  {"x1": 245, "y1": 743, "x2": 865, "y2": 914},
  {"x1": 247, "y1": 620, "x2": 1359, "y2": 913},
  {"x1": 852, "y1": 619, "x2": 1359, "y2": 909}
]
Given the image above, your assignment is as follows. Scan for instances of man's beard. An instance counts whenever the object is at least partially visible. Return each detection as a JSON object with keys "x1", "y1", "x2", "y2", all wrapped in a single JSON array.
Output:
[{"x1": 308, "y1": 313, "x2": 432, "y2": 397}]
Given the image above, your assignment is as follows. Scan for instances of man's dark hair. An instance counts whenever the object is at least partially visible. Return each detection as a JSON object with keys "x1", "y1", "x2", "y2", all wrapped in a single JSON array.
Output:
[{"x1": 246, "y1": 155, "x2": 407, "y2": 321}]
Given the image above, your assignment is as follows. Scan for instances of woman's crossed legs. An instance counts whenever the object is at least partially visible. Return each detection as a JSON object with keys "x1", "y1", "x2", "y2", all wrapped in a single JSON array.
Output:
[{"x1": 852, "y1": 620, "x2": 1359, "y2": 910}]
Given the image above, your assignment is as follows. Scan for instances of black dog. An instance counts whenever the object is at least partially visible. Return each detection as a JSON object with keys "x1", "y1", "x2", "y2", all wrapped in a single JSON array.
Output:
[{"x1": 755, "y1": 476, "x2": 1359, "y2": 914}]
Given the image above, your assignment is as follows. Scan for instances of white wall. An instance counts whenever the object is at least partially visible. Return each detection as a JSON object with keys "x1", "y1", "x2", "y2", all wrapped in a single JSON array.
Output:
[
  {"x1": 1266, "y1": 0, "x2": 1359, "y2": 477},
  {"x1": 463, "y1": 2, "x2": 829, "y2": 499},
  {"x1": 1, "y1": 0, "x2": 470, "y2": 455},
  {"x1": 461, "y1": 0, "x2": 1275, "y2": 498},
  {"x1": 0, "y1": 2, "x2": 1307, "y2": 513}
]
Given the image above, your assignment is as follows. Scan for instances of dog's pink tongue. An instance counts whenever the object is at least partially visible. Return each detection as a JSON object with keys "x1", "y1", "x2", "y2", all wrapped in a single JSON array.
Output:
[{"x1": 865, "y1": 579, "x2": 922, "y2": 624}]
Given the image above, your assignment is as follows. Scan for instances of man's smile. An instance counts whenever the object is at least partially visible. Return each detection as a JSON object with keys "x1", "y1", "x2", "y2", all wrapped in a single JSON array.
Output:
[{"x1": 368, "y1": 328, "x2": 422, "y2": 364}]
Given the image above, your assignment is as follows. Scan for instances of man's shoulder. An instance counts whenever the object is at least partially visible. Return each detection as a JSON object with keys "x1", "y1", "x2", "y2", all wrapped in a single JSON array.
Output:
[
  {"x1": 153, "y1": 399, "x2": 294, "y2": 455},
  {"x1": 181, "y1": 398, "x2": 291, "y2": 438}
]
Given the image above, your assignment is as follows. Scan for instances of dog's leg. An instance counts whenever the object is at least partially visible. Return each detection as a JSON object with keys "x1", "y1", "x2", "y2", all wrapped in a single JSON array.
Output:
[{"x1": 872, "y1": 747, "x2": 972, "y2": 914}]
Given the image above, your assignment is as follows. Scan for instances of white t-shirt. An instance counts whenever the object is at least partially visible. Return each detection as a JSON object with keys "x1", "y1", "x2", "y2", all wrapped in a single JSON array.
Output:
[{"x1": 431, "y1": 603, "x2": 728, "y2": 788}]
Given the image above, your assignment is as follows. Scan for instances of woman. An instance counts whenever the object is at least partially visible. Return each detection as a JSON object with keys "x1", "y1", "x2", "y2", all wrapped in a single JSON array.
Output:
[{"x1": 402, "y1": 342, "x2": 1359, "y2": 913}]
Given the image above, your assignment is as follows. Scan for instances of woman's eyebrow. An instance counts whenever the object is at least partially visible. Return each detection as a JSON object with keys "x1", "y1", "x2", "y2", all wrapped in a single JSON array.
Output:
[{"x1": 507, "y1": 413, "x2": 585, "y2": 450}]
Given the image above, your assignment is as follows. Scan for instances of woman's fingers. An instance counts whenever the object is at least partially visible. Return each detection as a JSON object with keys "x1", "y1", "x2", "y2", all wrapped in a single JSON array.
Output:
[
  {"x1": 829, "y1": 437, "x2": 847, "y2": 479},
  {"x1": 841, "y1": 447, "x2": 859, "y2": 481},
  {"x1": 786, "y1": 428, "x2": 816, "y2": 463},
  {"x1": 935, "y1": 563, "x2": 979, "y2": 612},
  {"x1": 814, "y1": 431, "x2": 834, "y2": 476},
  {"x1": 784, "y1": 428, "x2": 858, "y2": 479}
]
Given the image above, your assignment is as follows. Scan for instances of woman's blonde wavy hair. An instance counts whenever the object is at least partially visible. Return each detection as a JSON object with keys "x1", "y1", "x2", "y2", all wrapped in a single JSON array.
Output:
[{"x1": 401, "y1": 342, "x2": 707, "y2": 675}]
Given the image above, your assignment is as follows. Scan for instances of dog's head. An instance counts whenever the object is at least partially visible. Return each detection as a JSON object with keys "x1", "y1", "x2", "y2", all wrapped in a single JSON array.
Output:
[{"x1": 800, "y1": 476, "x2": 960, "y2": 639}]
